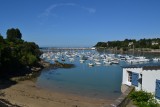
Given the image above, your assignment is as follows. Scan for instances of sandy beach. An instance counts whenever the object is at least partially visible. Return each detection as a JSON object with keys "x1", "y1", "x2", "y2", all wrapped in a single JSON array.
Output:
[{"x1": 0, "y1": 80, "x2": 113, "y2": 107}]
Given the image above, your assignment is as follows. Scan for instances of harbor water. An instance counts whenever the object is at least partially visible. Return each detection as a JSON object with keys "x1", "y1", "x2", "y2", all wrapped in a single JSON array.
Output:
[{"x1": 36, "y1": 49, "x2": 160, "y2": 100}]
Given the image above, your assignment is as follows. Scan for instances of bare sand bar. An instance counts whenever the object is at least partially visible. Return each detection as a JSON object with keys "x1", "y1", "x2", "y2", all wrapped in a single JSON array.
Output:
[{"x1": 0, "y1": 80, "x2": 113, "y2": 107}]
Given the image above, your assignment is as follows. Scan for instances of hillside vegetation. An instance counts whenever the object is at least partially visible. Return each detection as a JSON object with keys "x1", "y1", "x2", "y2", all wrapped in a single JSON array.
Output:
[
  {"x1": 0, "y1": 28, "x2": 41, "y2": 76},
  {"x1": 95, "y1": 38, "x2": 160, "y2": 51}
]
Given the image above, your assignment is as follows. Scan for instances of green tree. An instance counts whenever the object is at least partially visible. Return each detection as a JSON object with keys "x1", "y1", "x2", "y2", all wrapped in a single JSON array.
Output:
[
  {"x1": 0, "y1": 28, "x2": 41, "y2": 74},
  {"x1": 27, "y1": 53, "x2": 38, "y2": 65},
  {"x1": 0, "y1": 46, "x2": 12, "y2": 68},
  {"x1": 95, "y1": 42, "x2": 104, "y2": 47},
  {"x1": 6, "y1": 28, "x2": 22, "y2": 41},
  {"x1": 130, "y1": 91, "x2": 160, "y2": 107},
  {"x1": 0, "y1": 34, "x2": 4, "y2": 68},
  {"x1": 21, "y1": 42, "x2": 41, "y2": 58},
  {"x1": 0, "y1": 34, "x2": 4, "y2": 43}
]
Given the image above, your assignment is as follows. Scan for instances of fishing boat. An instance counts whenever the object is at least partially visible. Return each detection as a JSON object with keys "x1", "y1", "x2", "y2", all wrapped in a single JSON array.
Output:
[{"x1": 88, "y1": 63, "x2": 94, "y2": 67}]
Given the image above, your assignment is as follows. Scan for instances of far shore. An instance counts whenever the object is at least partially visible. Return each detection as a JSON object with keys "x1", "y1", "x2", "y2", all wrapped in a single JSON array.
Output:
[
  {"x1": 96, "y1": 48, "x2": 160, "y2": 55},
  {"x1": 0, "y1": 80, "x2": 113, "y2": 107}
]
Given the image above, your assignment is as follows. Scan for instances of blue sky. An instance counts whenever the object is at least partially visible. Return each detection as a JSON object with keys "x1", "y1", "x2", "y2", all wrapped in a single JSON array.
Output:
[{"x1": 0, "y1": 0, "x2": 160, "y2": 47}]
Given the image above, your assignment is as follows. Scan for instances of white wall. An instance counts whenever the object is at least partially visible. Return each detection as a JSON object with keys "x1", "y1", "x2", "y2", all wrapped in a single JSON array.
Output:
[
  {"x1": 142, "y1": 70, "x2": 160, "y2": 93},
  {"x1": 122, "y1": 67, "x2": 160, "y2": 101},
  {"x1": 122, "y1": 68, "x2": 142, "y2": 91}
]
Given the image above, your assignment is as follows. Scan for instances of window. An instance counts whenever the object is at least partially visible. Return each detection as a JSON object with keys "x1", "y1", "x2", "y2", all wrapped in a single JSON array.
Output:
[
  {"x1": 155, "y1": 79, "x2": 160, "y2": 99},
  {"x1": 132, "y1": 72, "x2": 139, "y2": 86},
  {"x1": 128, "y1": 71, "x2": 132, "y2": 82}
]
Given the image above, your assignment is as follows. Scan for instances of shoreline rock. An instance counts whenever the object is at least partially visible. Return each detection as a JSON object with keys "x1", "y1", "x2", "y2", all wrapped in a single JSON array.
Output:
[{"x1": 10, "y1": 60, "x2": 75, "y2": 82}]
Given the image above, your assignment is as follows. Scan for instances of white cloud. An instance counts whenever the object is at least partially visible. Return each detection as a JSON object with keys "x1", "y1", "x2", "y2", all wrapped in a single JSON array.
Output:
[
  {"x1": 38, "y1": 3, "x2": 96, "y2": 25},
  {"x1": 44, "y1": 4, "x2": 58, "y2": 16},
  {"x1": 38, "y1": 3, "x2": 76, "y2": 18},
  {"x1": 38, "y1": 3, "x2": 96, "y2": 20},
  {"x1": 82, "y1": 7, "x2": 96, "y2": 14}
]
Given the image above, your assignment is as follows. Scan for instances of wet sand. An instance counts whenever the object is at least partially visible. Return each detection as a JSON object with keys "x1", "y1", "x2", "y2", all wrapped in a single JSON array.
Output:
[{"x1": 0, "y1": 80, "x2": 113, "y2": 107}]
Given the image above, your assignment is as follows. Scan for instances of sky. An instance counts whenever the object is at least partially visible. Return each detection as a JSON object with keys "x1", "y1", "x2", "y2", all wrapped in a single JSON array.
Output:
[{"x1": 0, "y1": 0, "x2": 160, "y2": 47}]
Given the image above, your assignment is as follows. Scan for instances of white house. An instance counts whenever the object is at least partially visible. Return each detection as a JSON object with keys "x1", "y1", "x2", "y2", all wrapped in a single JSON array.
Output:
[
  {"x1": 128, "y1": 42, "x2": 133, "y2": 46},
  {"x1": 122, "y1": 65, "x2": 160, "y2": 100},
  {"x1": 152, "y1": 41, "x2": 159, "y2": 45}
]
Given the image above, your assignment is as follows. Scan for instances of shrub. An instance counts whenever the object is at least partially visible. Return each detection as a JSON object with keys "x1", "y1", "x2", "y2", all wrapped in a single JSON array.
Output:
[
  {"x1": 130, "y1": 91, "x2": 153, "y2": 102},
  {"x1": 130, "y1": 91, "x2": 160, "y2": 107}
]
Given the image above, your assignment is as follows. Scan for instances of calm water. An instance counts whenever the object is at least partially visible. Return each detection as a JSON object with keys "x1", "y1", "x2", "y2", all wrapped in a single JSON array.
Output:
[{"x1": 36, "y1": 50, "x2": 160, "y2": 100}]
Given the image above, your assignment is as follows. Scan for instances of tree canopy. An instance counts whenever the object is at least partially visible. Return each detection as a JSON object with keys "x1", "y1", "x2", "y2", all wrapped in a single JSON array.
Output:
[
  {"x1": 0, "y1": 34, "x2": 4, "y2": 44},
  {"x1": 0, "y1": 28, "x2": 41, "y2": 75},
  {"x1": 6, "y1": 28, "x2": 22, "y2": 41},
  {"x1": 95, "y1": 38, "x2": 160, "y2": 50}
]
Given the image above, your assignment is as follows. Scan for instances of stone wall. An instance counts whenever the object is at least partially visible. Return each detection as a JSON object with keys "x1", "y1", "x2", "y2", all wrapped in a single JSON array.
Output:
[{"x1": 103, "y1": 86, "x2": 134, "y2": 107}]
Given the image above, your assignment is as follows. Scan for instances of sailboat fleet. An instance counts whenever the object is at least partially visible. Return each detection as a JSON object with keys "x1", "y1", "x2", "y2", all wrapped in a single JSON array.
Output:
[{"x1": 40, "y1": 49, "x2": 160, "y2": 67}]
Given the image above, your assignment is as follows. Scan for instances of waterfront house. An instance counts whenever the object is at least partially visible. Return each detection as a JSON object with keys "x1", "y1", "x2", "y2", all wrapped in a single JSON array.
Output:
[
  {"x1": 122, "y1": 65, "x2": 160, "y2": 100},
  {"x1": 128, "y1": 42, "x2": 133, "y2": 46},
  {"x1": 152, "y1": 41, "x2": 159, "y2": 45}
]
